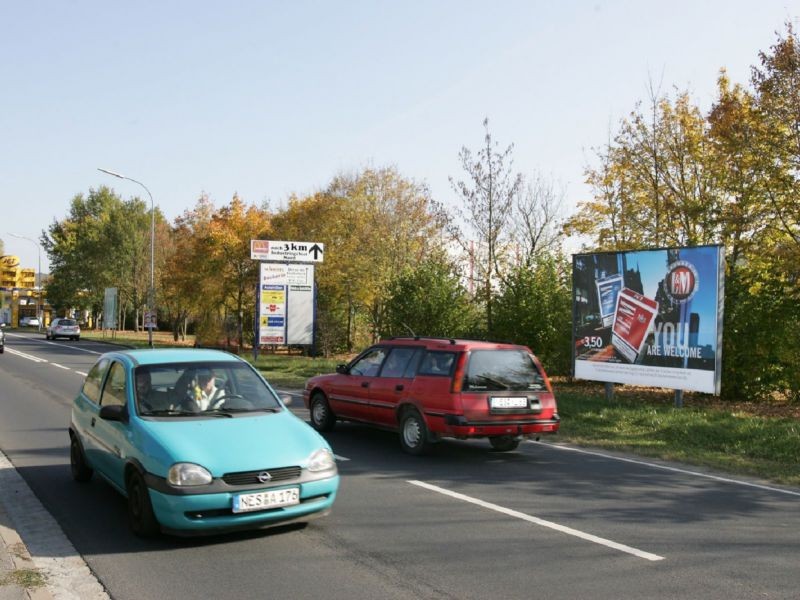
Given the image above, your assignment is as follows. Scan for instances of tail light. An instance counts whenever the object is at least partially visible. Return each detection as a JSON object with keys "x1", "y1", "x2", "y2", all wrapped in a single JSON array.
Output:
[
  {"x1": 451, "y1": 352, "x2": 468, "y2": 393},
  {"x1": 534, "y1": 356, "x2": 554, "y2": 393}
]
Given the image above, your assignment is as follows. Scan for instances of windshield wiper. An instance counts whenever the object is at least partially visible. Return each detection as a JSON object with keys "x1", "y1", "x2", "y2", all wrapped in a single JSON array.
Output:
[
  {"x1": 220, "y1": 406, "x2": 282, "y2": 413},
  {"x1": 202, "y1": 409, "x2": 235, "y2": 418},
  {"x1": 140, "y1": 409, "x2": 201, "y2": 417}
]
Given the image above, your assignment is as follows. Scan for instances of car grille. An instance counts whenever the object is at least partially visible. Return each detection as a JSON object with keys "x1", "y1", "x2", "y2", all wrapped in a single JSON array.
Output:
[{"x1": 222, "y1": 466, "x2": 302, "y2": 486}]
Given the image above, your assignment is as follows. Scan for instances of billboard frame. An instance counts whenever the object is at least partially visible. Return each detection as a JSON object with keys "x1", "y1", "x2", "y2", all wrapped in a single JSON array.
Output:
[{"x1": 572, "y1": 244, "x2": 725, "y2": 395}]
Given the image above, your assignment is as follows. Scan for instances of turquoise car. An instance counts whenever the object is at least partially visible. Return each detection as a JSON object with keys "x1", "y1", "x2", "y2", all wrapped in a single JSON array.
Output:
[{"x1": 69, "y1": 348, "x2": 339, "y2": 537}]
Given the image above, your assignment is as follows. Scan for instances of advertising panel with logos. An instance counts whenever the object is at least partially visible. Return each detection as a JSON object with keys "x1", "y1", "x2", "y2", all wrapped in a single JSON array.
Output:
[{"x1": 572, "y1": 245, "x2": 724, "y2": 394}]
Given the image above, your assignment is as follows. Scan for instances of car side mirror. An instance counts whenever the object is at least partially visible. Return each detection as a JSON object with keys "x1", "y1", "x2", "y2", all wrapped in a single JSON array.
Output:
[
  {"x1": 335, "y1": 364, "x2": 349, "y2": 375},
  {"x1": 99, "y1": 404, "x2": 128, "y2": 423}
]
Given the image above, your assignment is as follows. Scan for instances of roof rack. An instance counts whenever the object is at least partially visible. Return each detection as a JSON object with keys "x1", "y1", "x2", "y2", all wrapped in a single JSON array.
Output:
[{"x1": 387, "y1": 336, "x2": 458, "y2": 345}]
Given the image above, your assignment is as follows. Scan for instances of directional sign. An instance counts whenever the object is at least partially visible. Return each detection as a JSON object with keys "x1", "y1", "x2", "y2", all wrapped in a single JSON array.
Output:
[{"x1": 251, "y1": 240, "x2": 324, "y2": 263}]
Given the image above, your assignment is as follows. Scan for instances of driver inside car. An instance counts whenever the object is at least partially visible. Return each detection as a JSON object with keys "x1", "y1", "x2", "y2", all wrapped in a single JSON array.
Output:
[{"x1": 189, "y1": 369, "x2": 226, "y2": 410}]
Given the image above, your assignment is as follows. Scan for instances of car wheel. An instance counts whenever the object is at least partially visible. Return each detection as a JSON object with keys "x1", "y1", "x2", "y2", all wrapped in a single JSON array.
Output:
[
  {"x1": 309, "y1": 392, "x2": 336, "y2": 432},
  {"x1": 126, "y1": 471, "x2": 160, "y2": 537},
  {"x1": 45, "y1": 333, "x2": 50, "y2": 340},
  {"x1": 69, "y1": 435, "x2": 93, "y2": 482},
  {"x1": 399, "y1": 408, "x2": 431, "y2": 456},
  {"x1": 489, "y1": 435, "x2": 520, "y2": 452}
]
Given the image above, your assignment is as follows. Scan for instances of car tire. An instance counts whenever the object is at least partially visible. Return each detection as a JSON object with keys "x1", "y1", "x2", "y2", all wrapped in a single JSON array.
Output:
[
  {"x1": 399, "y1": 408, "x2": 432, "y2": 456},
  {"x1": 309, "y1": 392, "x2": 336, "y2": 432},
  {"x1": 69, "y1": 435, "x2": 93, "y2": 482},
  {"x1": 126, "y1": 471, "x2": 160, "y2": 537},
  {"x1": 488, "y1": 435, "x2": 520, "y2": 452}
]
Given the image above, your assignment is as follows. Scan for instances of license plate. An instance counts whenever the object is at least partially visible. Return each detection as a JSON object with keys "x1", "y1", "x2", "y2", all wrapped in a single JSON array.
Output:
[
  {"x1": 490, "y1": 397, "x2": 528, "y2": 409},
  {"x1": 232, "y1": 487, "x2": 300, "y2": 513}
]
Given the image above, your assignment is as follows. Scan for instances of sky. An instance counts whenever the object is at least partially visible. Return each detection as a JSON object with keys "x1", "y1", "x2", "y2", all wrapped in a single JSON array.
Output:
[{"x1": 1, "y1": 1, "x2": 796, "y2": 273}]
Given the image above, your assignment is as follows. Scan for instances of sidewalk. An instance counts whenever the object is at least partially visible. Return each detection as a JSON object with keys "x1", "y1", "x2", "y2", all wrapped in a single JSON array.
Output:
[
  {"x1": 0, "y1": 482, "x2": 52, "y2": 600},
  {"x1": 0, "y1": 450, "x2": 108, "y2": 600}
]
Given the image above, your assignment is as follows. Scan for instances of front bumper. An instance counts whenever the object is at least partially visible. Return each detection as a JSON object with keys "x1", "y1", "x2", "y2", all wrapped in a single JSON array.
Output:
[{"x1": 149, "y1": 475, "x2": 340, "y2": 535}]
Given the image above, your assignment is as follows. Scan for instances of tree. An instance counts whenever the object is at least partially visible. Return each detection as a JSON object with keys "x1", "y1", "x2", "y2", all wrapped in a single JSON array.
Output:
[
  {"x1": 450, "y1": 118, "x2": 523, "y2": 335},
  {"x1": 199, "y1": 194, "x2": 271, "y2": 348},
  {"x1": 492, "y1": 252, "x2": 572, "y2": 375},
  {"x1": 750, "y1": 22, "x2": 800, "y2": 268},
  {"x1": 271, "y1": 166, "x2": 448, "y2": 352},
  {"x1": 42, "y1": 187, "x2": 160, "y2": 322},
  {"x1": 380, "y1": 251, "x2": 481, "y2": 339},
  {"x1": 511, "y1": 173, "x2": 566, "y2": 266}
]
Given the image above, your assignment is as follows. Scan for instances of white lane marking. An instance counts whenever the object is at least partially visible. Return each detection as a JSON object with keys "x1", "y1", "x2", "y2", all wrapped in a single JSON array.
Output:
[
  {"x1": 531, "y1": 441, "x2": 800, "y2": 498},
  {"x1": 5, "y1": 347, "x2": 48, "y2": 363},
  {"x1": 5, "y1": 344, "x2": 88, "y2": 377},
  {"x1": 408, "y1": 480, "x2": 664, "y2": 562},
  {"x1": 38, "y1": 338, "x2": 102, "y2": 355},
  {"x1": 6, "y1": 332, "x2": 102, "y2": 355}
]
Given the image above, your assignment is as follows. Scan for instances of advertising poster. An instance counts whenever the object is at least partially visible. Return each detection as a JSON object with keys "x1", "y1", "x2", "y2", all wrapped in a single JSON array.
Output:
[
  {"x1": 257, "y1": 263, "x2": 315, "y2": 346},
  {"x1": 572, "y1": 245, "x2": 724, "y2": 394}
]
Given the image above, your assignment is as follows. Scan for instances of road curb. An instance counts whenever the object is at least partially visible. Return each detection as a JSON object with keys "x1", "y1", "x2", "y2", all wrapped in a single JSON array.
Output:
[{"x1": 0, "y1": 450, "x2": 109, "y2": 600}]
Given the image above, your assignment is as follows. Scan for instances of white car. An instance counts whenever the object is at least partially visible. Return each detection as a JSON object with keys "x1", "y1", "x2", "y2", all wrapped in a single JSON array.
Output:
[
  {"x1": 46, "y1": 318, "x2": 81, "y2": 341},
  {"x1": 21, "y1": 316, "x2": 41, "y2": 327}
]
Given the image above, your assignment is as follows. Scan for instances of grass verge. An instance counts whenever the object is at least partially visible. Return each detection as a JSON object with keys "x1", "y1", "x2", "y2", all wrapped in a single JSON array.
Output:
[{"x1": 556, "y1": 385, "x2": 800, "y2": 486}]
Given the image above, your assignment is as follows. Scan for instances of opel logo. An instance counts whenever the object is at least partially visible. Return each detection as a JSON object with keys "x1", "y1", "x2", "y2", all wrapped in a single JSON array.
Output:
[{"x1": 257, "y1": 471, "x2": 272, "y2": 483}]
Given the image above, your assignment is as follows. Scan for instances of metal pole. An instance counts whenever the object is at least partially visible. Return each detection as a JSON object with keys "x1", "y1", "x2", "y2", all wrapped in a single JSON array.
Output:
[{"x1": 98, "y1": 168, "x2": 155, "y2": 348}]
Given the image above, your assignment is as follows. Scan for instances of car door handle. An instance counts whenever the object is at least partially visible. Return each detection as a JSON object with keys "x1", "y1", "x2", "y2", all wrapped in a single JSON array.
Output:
[
  {"x1": 395, "y1": 385, "x2": 404, "y2": 392},
  {"x1": 91, "y1": 417, "x2": 96, "y2": 427},
  {"x1": 361, "y1": 382, "x2": 370, "y2": 388}
]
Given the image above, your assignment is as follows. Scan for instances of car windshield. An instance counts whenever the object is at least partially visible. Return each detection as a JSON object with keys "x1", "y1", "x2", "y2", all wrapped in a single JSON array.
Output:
[
  {"x1": 463, "y1": 350, "x2": 547, "y2": 392},
  {"x1": 134, "y1": 361, "x2": 283, "y2": 417},
  {"x1": 58, "y1": 319, "x2": 77, "y2": 326}
]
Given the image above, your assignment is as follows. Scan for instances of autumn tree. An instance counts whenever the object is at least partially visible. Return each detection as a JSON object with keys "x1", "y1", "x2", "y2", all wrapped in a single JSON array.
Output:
[
  {"x1": 196, "y1": 194, "x2": 272, "y2": 348},
  {"x1": 271, "y1": 167, "x2": 447, "y2": 352}
]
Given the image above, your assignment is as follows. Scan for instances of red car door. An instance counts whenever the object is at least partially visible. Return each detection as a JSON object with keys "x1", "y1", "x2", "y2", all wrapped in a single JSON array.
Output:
[{"x1": 327, "y1": 347, "x2": 387, "y2": 423}]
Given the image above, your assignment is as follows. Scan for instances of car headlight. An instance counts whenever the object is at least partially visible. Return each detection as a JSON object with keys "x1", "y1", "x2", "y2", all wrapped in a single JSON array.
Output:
[
  {"x1": 306, "y1": 448, "x2": 336, "y2": 472},
  {"x1": 167, "y1": 463, "x2": 213, "y2": 486}
]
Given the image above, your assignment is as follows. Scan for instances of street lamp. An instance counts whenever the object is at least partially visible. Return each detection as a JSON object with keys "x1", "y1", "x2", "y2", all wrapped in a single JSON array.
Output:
[
  {"x1": 7, "y1": 232, "x2": 42, "y2": 330},
  {"x1": 98, "y1": 168, "x2": 155, "y2": 348}
]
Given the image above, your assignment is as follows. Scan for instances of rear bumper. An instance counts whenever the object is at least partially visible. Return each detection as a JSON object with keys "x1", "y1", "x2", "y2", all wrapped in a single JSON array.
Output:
[{"x1": 437, "y1": 414, "x2": 560, "y2": 438}]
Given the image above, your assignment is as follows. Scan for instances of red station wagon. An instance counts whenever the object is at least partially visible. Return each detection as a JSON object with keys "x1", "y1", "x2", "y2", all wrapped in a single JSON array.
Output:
[{"x1": 303, "y1": 337, "x2": 560, "y2": 454}]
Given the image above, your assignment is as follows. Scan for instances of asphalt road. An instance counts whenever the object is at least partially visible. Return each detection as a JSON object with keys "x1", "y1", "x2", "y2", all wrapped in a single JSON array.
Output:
[{"x1": 1, "y1": 331, "x2": 799, "y2": 599}]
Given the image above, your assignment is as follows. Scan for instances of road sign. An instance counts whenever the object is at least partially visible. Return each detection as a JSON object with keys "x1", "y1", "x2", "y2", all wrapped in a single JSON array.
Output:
[{"x1": 251, "y1": 240, "x2": 324, "y2": 263}]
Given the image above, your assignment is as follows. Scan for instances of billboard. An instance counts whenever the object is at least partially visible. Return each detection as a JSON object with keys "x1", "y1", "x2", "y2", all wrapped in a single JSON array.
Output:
[
  {"x1": 572, "y1": 245, "x2": 725, "y2": 394},
  {"x1": 103, "y1": 288, "x2": 118, "y2": 329},
  {"x1": 257, "y1": 263, "x2": 315, "y2": 345}
]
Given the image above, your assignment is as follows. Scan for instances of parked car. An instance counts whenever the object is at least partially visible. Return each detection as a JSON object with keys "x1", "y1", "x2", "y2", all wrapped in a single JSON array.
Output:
[
  {"x1": 20, "y1": 316, "x2": 40, "y2": 327},
  {"x1": 46, "y1": 317, "x2": 81, "y2": 341},
  {"x1": 0, "y1": 323, "x2": 5, "y2": 353},
  {"x1": 69, "y1": 348, "x2": 339, "y2": 537},
  {"x1": 304, "y1": 337, "x2": 560, "y2": 455}
]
